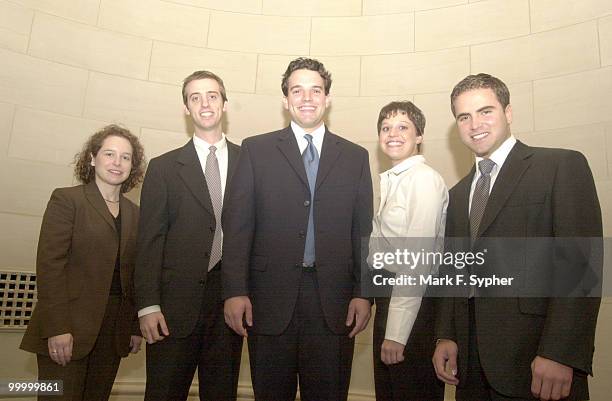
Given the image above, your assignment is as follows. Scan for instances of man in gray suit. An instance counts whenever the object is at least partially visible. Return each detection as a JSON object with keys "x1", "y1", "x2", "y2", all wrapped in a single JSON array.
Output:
[
  {"x1": 135, "y1": 71, "x2": 242, "y2": 401},
  {"x1": 222, "y1": 58, "x2": 374, "y2": 401}
]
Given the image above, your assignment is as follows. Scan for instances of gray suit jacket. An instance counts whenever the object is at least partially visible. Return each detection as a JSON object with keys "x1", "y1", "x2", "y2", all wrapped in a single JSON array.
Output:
[
  {"x1": 135, "y1": 139, "x2": 240, "y2": 338},
  {"x1": 436, "y1": 141, "x2": 601, "y2": 398}
]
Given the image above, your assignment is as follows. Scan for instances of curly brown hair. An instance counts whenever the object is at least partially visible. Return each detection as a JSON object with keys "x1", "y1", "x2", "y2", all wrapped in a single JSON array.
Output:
[{"x1": 73, "y1": 124, "x2": 146, "y2": 193}]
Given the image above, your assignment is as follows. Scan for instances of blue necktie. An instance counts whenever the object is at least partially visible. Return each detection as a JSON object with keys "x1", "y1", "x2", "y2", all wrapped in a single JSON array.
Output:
[{"x1": 302, "y1": 134, "x2": 319, "y2": 266}]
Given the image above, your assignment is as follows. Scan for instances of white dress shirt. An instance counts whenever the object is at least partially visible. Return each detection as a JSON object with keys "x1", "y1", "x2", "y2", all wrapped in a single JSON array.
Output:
[
  {"x1": 370, "y1": 155, "x2": 448, "y2": 345},
  {"x1": 291, "y1": 121, "x2": 325, "y2": 155},
  {"x1": 468, "y1": 135, "x2": 516, "y2": 213},
  {"x1": 138, "y1": 134, "x2": 230, "y2": 318}
]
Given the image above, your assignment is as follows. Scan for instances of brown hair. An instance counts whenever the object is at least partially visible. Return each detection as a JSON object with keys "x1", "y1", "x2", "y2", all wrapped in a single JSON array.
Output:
[
  {"x1": 450, "y1": 73, "x2": 510, "y2": 116},
  {"x1": 281, "y1": 57, "x2": 332, "y2": 96},
  {"x1": 73, "y1": 124, "x2": 146, "y2": 193},
  {"x1": 377, "y1": 101, "x2": 426, "y2": 152},
  {"x1": 182, "y1": 70, "x2": 228, "y2": 105}
]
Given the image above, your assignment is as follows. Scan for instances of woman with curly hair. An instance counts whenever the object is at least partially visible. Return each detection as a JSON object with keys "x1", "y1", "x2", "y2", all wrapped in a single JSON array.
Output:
[{"x1": 21, "y1": 124, "x2": 147, "y2": 401}]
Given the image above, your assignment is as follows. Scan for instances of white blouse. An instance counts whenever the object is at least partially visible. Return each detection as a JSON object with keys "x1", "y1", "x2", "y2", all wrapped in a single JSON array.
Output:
[{"x1": 370, "y1": 155, "x2": 448, "y2": 345}]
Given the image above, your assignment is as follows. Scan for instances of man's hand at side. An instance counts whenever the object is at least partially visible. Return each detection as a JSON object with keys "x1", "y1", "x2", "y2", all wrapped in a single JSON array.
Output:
[
  {"x1": 346, "y1": 298, "x2": 371, "y2": 338},
  {"x1": 139, "y1": 311, "x2": 169, "y2": 344},
  {"x1": 224, "y1": 296, "x2": 253, "y2": 337},
  {"x1": 531, "y1": 356, "x2": 573, "y2": 401},
  {"x1": 432, "y1": 339, "x2": 459, "y2": 385}
]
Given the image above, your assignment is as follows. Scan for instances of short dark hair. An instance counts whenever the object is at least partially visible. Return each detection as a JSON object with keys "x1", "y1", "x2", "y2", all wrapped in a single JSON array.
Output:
[
  {"x1": 377, "y1": 101, "x2": 426, "y2": 136},
  {"x1": 450, "y1": 73, "x2": 510, "y2": 116},
  {"x1": 378, "y1": 101, "x2": 425, "y2": 153},
  {"x1": 74, "y1": 124, "x2": 146, "y2": 193},
  {"x1": 281, "y1": 57, "x2": 332, "y2": 96},
  {"x1": 182, "y1": 70, "x2": 228, "y2": 105}
]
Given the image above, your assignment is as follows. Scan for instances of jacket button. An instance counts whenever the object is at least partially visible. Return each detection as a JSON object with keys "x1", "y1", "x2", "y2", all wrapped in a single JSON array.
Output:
[
  {"x1": 199, "y1": 279, "x2": 205, "y2": 286},
  {"x1": 304, "y1": 200, "x2": 310, "y2": 207},
  {"x1": 298, "y1": 230, "x2": 305, "y2": 239}
]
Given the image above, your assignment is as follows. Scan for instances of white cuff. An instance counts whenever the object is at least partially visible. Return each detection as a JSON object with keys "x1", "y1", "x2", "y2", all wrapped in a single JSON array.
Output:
[
  {"x1": 384, "y1": 296, "x2": 422, "y2": 345},
  {"x1": 138, "y1": 305, "x2": 161, "y2": 318}
]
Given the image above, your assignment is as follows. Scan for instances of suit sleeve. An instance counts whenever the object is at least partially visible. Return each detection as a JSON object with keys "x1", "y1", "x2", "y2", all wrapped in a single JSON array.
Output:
[
  {"x1": 36, "y1": 189, "x2": 75, "y2": 338},
  {"x1": 537, "y1": 150, "x2": 602, "y2": 374},
  {"x1": 435, "y1": 197, "x2": 459, "y2": 342},
  {"x1": 351, "y1": 149, "x2": 374, "y2": 298},
  {"x1": 222, "y1": 140, "x2": 256, "y2": 300},
  {"x1": 134, "y1": 158, "x2": 168, "y2": 310}
]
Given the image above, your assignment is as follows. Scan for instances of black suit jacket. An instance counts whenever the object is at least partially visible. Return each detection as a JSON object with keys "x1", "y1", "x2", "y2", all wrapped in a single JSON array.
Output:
[
  {"x1": 436, "y1": 141, "x2": 602, "y2": 398},
  {"x1": 135, "y1": 139, "x2": 240, "y2": 338},
  {"x1": 222, "y1": 126, "x2": 373, "y2": 335}
]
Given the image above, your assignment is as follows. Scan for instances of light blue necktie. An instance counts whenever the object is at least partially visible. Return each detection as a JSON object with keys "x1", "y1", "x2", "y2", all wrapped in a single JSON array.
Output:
[{"x1": 302, "y1": 134, "x2": 319, "y2": 266}]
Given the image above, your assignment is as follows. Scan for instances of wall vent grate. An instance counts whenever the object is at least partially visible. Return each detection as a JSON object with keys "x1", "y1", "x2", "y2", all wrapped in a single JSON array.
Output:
[{"x1": 0, "y1": 270, "x2": 37, "y2": 329}]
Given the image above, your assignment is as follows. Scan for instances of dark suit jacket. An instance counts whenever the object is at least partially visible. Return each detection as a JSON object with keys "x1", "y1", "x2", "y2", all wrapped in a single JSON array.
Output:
[
  {"x1": 436, "y1": 141, "x2": 602, "y2": 398},
  {"x1": 222, "y1": 126, "x2": 373, "y2": 335},
  {"x1": 135, "y1": 139, "x2": 240, "y2": 338},
  {"x1": 21, "y1": 182, "x2": 139, "y2": 359}
]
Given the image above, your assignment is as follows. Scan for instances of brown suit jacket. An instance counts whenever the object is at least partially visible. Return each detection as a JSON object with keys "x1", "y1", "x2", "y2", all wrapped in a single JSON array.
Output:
[{"x1": 21, "y1": 181, "x2": 139, "y2": 359}]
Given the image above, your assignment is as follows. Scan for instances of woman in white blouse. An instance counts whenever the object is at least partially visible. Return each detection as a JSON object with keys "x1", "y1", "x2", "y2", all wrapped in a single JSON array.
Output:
[{"x1": 371, "y1": 101, "x2": 448, "y2": 401}]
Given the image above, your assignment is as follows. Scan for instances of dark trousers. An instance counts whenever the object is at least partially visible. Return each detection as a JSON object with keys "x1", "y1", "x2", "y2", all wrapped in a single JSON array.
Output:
[
  {"x1": 37, "y1": 295, "x2": 122, "y2": 401},
  {"x1": 456, "y1": 299, "x2": 588, "y2": 401},
  {"x1": 144, "y1": 267, "x2": 243, "y2": 401},
  {"x1": 247, "y1": 269, "x2": 354, "y2": 401},
  {"x1": 373, "y1": 296, "x2": 444, "y2": 401}
]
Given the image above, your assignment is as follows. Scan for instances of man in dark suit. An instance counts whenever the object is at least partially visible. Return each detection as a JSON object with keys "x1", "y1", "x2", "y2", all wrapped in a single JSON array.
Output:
[
  {"x1": 222, "y1": 57, "x2": 374, "y2": 401},
  {"x1": 432, "y1": 73, "x2": 602, "y2": 401},
  {"x1": 135, "y1": 70, "x2": 242, "y2": 401}
]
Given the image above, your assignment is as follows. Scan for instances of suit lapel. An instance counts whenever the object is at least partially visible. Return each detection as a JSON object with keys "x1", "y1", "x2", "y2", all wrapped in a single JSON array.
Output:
[
  {"x1": 177, "y1": 139, "x2": 215, "y2": 216},
  {"x1": 477, "y1": 141, "x2": 533, "y2": 238},
  {"x1": 452, "y1": 171, "x2": 473, "y2": 238},
  {"x1": 84, "y1": 181, "x2": 115, "y2": 231},
  {"x1": 224, "y1": 140, "x2": 240, "y2": 205},
  {"x1": 119, "y1": 196, "x2": 134, "y2": 262},
  {"x1": 315, "y1": 130, "x2": 343, "y2": 191},
  {"x1": 276, "y1": 127, "x2": 309, "y2": 190}
]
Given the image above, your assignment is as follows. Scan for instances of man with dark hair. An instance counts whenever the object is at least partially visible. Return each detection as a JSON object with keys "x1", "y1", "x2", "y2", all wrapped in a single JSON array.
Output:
[
  {"x1": 433, "y1": 73, "x2": 601, "y2": 401},
  {"x1": 135, "y1": 70, "x2": 242, "y2": 401},
  {"x1": 222, "y1": 57, "x2": 373, "y2": 401}
]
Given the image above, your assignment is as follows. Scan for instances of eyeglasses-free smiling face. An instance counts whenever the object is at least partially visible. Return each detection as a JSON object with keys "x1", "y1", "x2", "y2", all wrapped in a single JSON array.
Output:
[
  {"x1": 453, "y1": 87, "x2": 513, "y2": 158},
  {"x1": 91, "y1": 135, "x2": 133, "y2": 189},
  {"x1": 378, "y1": 111, "x2": 422, "y2": 166},
  {"x1": 184, "y1": 78, "x2": 227, "y2": 135},
  {"x1": 282, "y1": 69, "x2": 330, "y2": 133}
]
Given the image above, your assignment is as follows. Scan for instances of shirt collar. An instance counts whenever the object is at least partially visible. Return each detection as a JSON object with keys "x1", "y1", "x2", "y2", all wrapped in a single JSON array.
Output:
[
  {"x1": 474, "y1": 135, "x2": 516, "y2": 171},
  {"x1": 291, "y1": 121, "x2": 325, "y2": 143},
  {"x1": 193, "y1": 133, "x2": 227, "y2": 152},
  {"x1": 382, "y1": 154, "x2": 426, "y2": 177}
]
